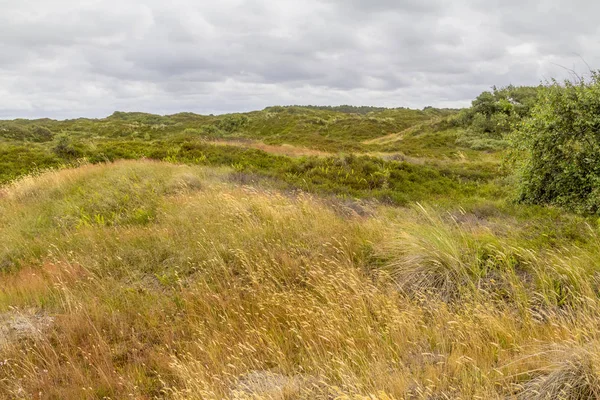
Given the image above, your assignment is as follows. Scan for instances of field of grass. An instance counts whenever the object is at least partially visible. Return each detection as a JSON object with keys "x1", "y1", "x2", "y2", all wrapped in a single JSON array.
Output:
[
  {"x1": 3, "y1": 104, "x2": 600, "y2": 399},
  {"x1": 0, "y1": 106, "x2": 500, "y2": 209},
  {"x1": 0, "y1": 160, "x2": 599, "y2": 399},
  {"x1": 0, "y1": 106, "x2": 476, "y2": 184}
]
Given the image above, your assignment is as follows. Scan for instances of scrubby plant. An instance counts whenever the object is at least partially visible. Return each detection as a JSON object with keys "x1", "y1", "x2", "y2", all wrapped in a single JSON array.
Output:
[
  {"x1": 457, "y1": 85, "x2": 540, "y2": 150},
  {"x1": 52, "y1": 134, "x2": 81, "y2": 158},
  {"x1": 29, "y1": 125, "x2": 54, "y2": 142},
  {"x1": 509, "y1": 72, "x2": 600, "y2": 213},
  {"x1": 216, "y1": 114, "x2": 249, "y2": 133}
]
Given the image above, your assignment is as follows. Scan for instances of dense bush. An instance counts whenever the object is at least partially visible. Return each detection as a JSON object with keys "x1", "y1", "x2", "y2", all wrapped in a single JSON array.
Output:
[
  {"x1": 0, "y1": 143, "x2": 62, "y2": 182},
  {"x1": 510, "y1": 72, "x2": 600, "y2": 213},
  {"x1": 216, "y1": 114, "x2": 249, "y2": 133},
  {"x1": 52, "y1": 134, "x2": 82, "y2": 158}
]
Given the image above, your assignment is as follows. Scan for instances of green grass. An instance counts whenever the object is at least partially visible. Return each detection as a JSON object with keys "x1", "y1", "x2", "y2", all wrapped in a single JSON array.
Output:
[{"x1": 0, "y1": 143, "x2": 499, "y2": 209}]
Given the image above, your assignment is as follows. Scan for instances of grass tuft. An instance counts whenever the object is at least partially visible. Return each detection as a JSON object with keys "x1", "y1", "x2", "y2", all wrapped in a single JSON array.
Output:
[{"x1": 517, "y1": 342, "x2": 600, "y2": 399}]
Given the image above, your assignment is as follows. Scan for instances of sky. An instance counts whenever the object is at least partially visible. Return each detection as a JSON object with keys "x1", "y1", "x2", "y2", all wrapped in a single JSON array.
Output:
[{"x1": 1, "y1": 0, "x2": 599, "y2": 119}]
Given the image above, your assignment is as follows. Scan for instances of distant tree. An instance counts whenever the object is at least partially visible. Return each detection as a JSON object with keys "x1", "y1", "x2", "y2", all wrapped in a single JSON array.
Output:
[
  {"x1": 460, "y1": 85, "x2": 540, "y2": 137},
  {"x1": 456, "y1": 85, "x2": 541, "y2": 150}
]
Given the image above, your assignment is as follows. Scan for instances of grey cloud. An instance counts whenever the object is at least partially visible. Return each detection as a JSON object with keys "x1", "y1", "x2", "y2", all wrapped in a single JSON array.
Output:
[{"x1": 0, "y1": 0, "x2": 598, "y2": 119}]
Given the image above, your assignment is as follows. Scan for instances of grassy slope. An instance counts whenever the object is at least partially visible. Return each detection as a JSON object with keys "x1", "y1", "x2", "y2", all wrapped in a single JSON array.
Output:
[
  {"x1": 0, "y1": 107, "x2": 501, "y2": 211},
  {"x1": 0, "y1": 106, "x2": 475, "y2": 180},
  {"x1": 0, "y1": 161, "x2": 599, "y2": 399},
  {"x1": 3, "y1": 107, "x2": 600, "y2": 398}
]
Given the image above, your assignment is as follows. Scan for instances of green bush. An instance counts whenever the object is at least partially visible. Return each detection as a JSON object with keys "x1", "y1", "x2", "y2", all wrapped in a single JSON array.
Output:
[
  {"x1": 30, "y1": 126, "x2": 54, "y2": 142},
  {"x1": 0, "y1": 123, "x2": 54, "y2": 142},
  {"x1": 52, "y1": 134, "x2": 82, "y2": 158},
  {"x1": 457, "y1": 85, "x2": 540, "y2": 149},
  {"x1": 509, "y1": 72, "x2": 600, "y2": 213},
  {"x1": 216, "y1": 114, "x2": 249, "y2": 133},
  {"x1": 0, "y1": 143, "x2": 62, "y2": 182}
]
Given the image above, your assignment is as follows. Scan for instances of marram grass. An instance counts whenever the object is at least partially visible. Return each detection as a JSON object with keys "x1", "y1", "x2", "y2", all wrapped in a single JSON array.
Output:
[{"x1": 1, "y1": 160, "x2": 600, "y2": 399}]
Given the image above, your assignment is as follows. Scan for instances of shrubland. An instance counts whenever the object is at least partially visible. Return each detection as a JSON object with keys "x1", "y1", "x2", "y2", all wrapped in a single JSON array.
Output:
[
  {"x1": 2, "y1": 86, "x2": 600, "y2": 398},
  {"x1": 0, "y1": 105, "x2": 499, "y2": 207}
]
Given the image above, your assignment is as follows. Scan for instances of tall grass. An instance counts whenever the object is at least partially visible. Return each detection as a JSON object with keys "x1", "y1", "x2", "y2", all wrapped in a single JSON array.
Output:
[{"x1": 1, "y1": 161, "x2": 600, "y2": 398}]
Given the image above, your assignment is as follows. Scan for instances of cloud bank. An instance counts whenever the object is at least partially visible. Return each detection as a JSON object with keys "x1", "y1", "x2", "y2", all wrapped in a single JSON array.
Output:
[{"x1": 1, "y1": 0, "x2": 598, "y2": 118}]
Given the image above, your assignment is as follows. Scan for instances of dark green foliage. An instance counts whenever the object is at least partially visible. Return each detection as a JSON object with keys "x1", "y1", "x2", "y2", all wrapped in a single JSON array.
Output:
[
  {"x1": 509, "y1": 72, "x2": 600, "y2": 213},
  {"x1": 0, "y1": 143, "x2": 62, "y2": 182},
  {"x1": 216, "y1": 114, "x2": 249, "y2": 133},
  {"x1": 53, "y1": 134, "x2": 82, "y2": 158},
  {"x1": 0, "y1": 123, "x2": 54, "y2": 142},
  {"x1": 0, "y1": 123, "x2": 29, "y2": 141},
  {"x1": 30, "y1": 126, "x2": 54, "y2": 142},
  {"x1": 457, "y1": 85, "x2": 541, "y2": 150}
]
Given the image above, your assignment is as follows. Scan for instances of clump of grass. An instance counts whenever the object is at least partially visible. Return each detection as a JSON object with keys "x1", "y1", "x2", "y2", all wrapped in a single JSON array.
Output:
[
  {"x1": 517, "y1": 341, "x2": 600, "y2": 399},
  {"x1": 380, "y1": 204, "x2": 510, "y2": 301},
  {"x1": 378, "y1": 204, "x2": 600, "y2": 316}
]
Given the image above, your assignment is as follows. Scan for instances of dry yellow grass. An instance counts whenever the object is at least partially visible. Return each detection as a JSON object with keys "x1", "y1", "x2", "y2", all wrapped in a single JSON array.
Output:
[
  {"x1": 207, "y1": 139, "x2": 331, "y2": 158},
  {"x1": 0, "y1": 160, "x2": 600, "y2": 399}
]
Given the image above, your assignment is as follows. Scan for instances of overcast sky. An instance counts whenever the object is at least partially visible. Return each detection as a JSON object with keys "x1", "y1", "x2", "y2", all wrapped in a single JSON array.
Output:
[{"x1": 1, "y1": 0, "x2": 599, "y2": 119}]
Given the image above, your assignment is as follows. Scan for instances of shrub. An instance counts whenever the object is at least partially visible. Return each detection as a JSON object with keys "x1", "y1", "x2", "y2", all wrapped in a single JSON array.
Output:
[
  {"x1": 30, "y1": 125, "x2": 54, "y2": 142},
  {"x1": 509, "y1": 72, "x2": 600, "y2": 213},
  {"x1": 52, "y1": 134, "x2": 81, "y2": 158},
  {"x1": 456, "y1": 85, "x2": 540, "y2": 149},
  {"x1": 216, "y1": 114, "x2": 249, "y2": 133}
]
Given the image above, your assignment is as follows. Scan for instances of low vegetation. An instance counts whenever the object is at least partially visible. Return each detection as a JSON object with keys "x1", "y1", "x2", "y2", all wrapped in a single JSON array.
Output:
[
  {"x1": 2, "y1": 80, "x2": 600, "y2": 398},
  {"x1": 0, "y1": 161, "x2": 599, "y2": 399}
]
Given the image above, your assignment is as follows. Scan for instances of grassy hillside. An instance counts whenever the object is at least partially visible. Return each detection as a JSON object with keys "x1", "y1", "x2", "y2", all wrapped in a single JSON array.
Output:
[
  {"x1": 4, "y1": 95, "x2": 600, "y2": 398},
  {"x1": 0, "y1": 160, "x2": 599, "y2": 399},
  {"x1": 0, "y1": 106, "x2": 501, "y2": 212},
  {"x1": 0, "y1": 106, "x2": 480, "y2": 185}
]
